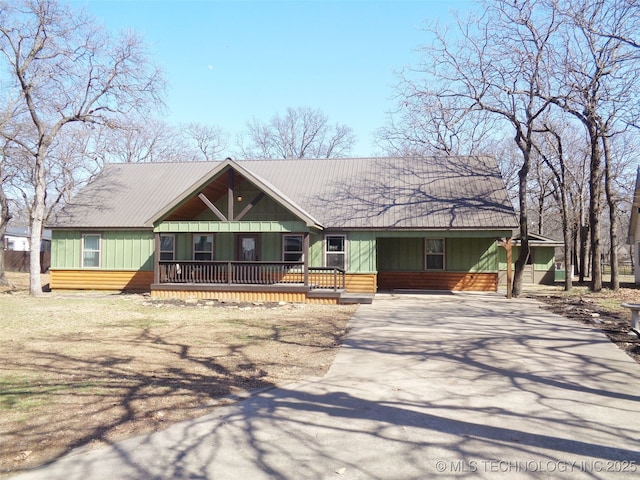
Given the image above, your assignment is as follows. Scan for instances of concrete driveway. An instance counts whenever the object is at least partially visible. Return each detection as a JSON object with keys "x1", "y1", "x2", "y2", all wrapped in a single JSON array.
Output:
[{"x1": 14, "y1": 293, "x2": 640, "y2": 479}]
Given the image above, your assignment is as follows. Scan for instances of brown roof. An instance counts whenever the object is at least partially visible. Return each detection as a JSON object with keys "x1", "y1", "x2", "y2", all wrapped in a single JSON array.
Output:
[{"x1": 50, "y1": 156, "x2": 518, "y2": 231}]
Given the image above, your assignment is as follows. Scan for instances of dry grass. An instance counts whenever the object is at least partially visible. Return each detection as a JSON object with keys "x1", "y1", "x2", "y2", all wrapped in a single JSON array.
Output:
[
  {"x1": 0, "y1": 273, "x2": 356, "y2": 477},
  {"x1": 529, "y1": 280, "x2": 640, "y2": 364}
]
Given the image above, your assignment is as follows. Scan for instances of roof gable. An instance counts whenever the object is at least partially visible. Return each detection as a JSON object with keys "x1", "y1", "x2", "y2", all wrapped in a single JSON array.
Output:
[{"x1": 146, "y1": 158, "x2": 322, "y2": 227}]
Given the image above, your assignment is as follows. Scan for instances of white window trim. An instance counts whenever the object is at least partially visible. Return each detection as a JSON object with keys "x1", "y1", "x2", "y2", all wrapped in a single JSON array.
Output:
[
  {"x1": 424, "y1": 238, "x2": 445, "y2": 271},
  {"x1": 324, "y1": 234, "x2": 347, "y2": 270},
  {"x1": 160, "y1": 234, "x2": 176, "y2": 261},
  {"x1": 82, "y1": 233, "x2": 101, "y2": 268},
  {"x1": 192, "y1": 233, "x2": 214, "y2": 261},
  {"x1": 282, "y1": 233, "x2": 304, "y2": 262}
]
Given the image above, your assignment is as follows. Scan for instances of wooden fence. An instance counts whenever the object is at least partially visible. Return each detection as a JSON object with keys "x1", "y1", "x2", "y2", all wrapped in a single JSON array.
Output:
[{"x1": 3, "y1": 251, "x2": 51, "y2": 273}]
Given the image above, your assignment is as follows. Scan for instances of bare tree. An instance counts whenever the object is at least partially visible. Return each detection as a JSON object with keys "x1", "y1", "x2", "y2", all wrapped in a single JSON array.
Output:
[
  {"x1": 238, "y1": 107, "x2": 356, "y2": 159},
  {"x1": 389, "y1": 0, "x2": 559, "y2": 296},
  {"x1": 96, "y1": 118, "x2": 188, "y2": 164},
  {"x1": 547, "y1": 0, "x2": 640, "y2": 291},
  {"x1": 532, "y1": 116, "x2": 579, "y2": 291},
  {"x1": 182, "y1": 122, "x2": 228, "y2": 161},
  {"x1": 376, "y1": 86, "x2": 498, "y2": 156},
  {"x1": 0, "y1": 0, "x2": 165, "y2": 295}
]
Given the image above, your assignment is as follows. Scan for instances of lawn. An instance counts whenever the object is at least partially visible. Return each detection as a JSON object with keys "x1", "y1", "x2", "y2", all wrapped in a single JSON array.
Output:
[{"x1": 0, "y1": 273, "x2": 356, "y2": 477}]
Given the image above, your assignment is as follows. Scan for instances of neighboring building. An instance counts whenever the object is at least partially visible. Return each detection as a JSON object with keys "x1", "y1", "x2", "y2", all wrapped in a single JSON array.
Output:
[
  {"x1": 498, "y1": 233, "x2": 563, "y2": 286},
  {"x1": 630, "y1": 168, "x2": 640, "y2": 285},
  {"x1": 47, "y1": 156, "x2": 519, "y2": 303},
  {"x1": 2, "y1": 226, "x2": 51, "y2": 251}
]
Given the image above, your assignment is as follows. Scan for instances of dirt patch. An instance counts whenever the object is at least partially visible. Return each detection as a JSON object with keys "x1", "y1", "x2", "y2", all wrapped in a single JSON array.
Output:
[
  {"x1": 0, "y1": 281, "x2": 356, "y2": 478},
  {"x1": 530, "y1": 284, "x2": 640, "y2": 365}
]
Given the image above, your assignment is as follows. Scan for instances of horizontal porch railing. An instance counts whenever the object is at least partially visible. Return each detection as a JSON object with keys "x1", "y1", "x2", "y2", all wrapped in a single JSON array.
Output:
[{"x1": 158, "y1": 261, "x2": 345, "y2": 291}]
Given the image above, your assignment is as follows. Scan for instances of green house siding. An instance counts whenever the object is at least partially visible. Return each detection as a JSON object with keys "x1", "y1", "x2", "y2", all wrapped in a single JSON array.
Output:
[
  {"x1": 377, "y1": 236, "x2": 499, "y2": 273},
  {"x1": 348, "y1": 232, "x2": 377, "y2": 273},
  {"x1": 155, "y1": 221, "x2": 307, "y2": 233},
  {"x1": 51, "y1": 230, "x2": 82, "y2": 269},
  {"x1": 498, "y1": 246, "x2": 556, "y2": 271},
  {"x1": 377, "y1": 238, "x2": 424, "y2": 271},
  {"x1": 309, "y1": 234, "x2": 323, "y2": 267},
  {"x1": 52, "y1": 228, "x2": 504, "y2": 276},
  {"x1": 446, "y1": 238, "x2": 497, "y2": 272},
  {"x1": 51, "y1": 230, "x2": 153, "y2": 270}
]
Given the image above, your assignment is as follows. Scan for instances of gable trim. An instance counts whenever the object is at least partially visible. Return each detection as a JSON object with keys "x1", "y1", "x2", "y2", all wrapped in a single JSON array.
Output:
[{"x1": 144, "y1": 158, "x2": 323, "y2": 229}]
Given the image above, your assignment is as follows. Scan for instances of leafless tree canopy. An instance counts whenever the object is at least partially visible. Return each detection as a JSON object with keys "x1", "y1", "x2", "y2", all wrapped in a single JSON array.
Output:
[
  {"x1": 379, "y1": 0, "x2": 640, "y2": 293},
  {"x1": 0, "y1": 0, "x2": 165, "y2": 295},
  {"x1": 239, "y1": 106, "x2": 356, "y2": 159}
]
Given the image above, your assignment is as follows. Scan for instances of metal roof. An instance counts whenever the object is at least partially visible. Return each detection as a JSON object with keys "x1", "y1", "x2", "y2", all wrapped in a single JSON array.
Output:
[
  {"x1": 50, "y1": 162, "x2": 216, "y2": 228},
  {"x1": 243, "y1": 156, "x2": 518, "y2": 230},
  {"x1": 50, "y1": 156, "x2": 518, "y2": 231}
]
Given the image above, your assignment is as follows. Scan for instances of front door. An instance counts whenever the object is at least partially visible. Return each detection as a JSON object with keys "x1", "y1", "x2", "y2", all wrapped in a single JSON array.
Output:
[{"x1": 237, "y1": 235, "x2": 259, "y2": 261}]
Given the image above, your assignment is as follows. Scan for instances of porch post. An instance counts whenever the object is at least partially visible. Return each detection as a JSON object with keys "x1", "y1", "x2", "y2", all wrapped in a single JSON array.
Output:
[
  {"x1": 153, "y1": 232, "x2": 160, "y2": 285},
  {"x1": 497, "y1": 237, "x2": 513, "y2": 299},
  {"x1": 303, "y1": 232, "x2": 309, "y2": 287},
  {"x1": 506, "y1": 237, "x2": 513, "y2": 299}
]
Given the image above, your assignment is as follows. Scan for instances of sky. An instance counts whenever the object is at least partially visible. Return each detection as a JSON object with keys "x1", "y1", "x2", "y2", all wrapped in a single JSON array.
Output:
[{"x1": 71, "y1": 0, "x2": 474, "y2": 157}]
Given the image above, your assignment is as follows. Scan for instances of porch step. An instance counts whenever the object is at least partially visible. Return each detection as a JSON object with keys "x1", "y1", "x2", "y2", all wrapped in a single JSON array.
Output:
[{"x1": 338, "y1": 293, "x2": 374, "y2": 305}]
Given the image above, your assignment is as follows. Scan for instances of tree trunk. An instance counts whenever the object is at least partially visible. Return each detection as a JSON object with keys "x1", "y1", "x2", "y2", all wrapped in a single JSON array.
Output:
[
  {"x1": 29, "y1": 150, "x2": 47, "y2": 296},
  {"x1": 587, "y1": 125, "x2": 603, "y2": 292},
  {"x1": 0, "y1": 186, "x2": 10, "y2": 287},
  {"x1": 558, "y1": 183, "x2": 572, "y2": 291},
  {"x1": 579, "y1": 223, "x2": 589, "y2": 283},
  {"x1": 602, "y1": 135, "x2": 619, "y2": 291},
  {"x1": 512, "y1": 161, "x2": 530, "y2": 297}
]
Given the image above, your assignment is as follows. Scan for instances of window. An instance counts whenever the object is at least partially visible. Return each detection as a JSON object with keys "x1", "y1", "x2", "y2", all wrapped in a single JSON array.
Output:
[
  {"x1": 283, "y1": 234, "x2": 304, "y2": 262},
  {"x1": 160, "y1": 234, "x2": 175, "y2": 261},
  {"x1": 325, "y1": 235, "x2": 346, "y2": 270},
  {"x1": 425, "y1": 238, "x2": 444, "y2": 270},
  {"x1": 193, "y1": 234, "x2": 214, "y2": 261},
  {"x1": 82, "y1": 234, "x2": 101, "y2": 268}
]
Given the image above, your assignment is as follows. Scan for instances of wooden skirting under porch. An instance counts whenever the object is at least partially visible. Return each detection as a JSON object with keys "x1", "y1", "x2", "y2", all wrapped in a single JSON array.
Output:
[
  {"x1": 377, "y1": 271, "x2": 498, "y2": 292},
  {"x1": 50, "y1": 269, "x2": 155, "y2": 291},
  {"x1": 151, "y1": 285, "x2": 341, "y2": 304}
]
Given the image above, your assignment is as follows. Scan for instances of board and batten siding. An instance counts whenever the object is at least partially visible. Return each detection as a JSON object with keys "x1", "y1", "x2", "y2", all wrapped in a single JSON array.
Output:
[
  {"x1": 51, "y1": 230, "x2": 154, "y2": 270},
  {"x1": 377, "y1": 236, "x2": 498, "y2": 273},
  {"x1": 348, "y1": 232, "x2": 377, "y2": 273}
]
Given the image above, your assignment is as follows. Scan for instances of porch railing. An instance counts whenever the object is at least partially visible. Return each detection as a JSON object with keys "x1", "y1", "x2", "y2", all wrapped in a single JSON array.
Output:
[{"x1": 158, "y1": 261, "x2": 345, "y2": 291}]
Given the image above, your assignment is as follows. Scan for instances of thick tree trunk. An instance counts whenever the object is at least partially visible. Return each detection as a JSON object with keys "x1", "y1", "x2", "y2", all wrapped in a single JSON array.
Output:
[
  {"x1": 588, "y1": 126, "x2": 603, "y2": 292},
  {"x1": 603, "y1": 136, "x2": 619, "y2": 291},
  {"x1": 512, "y1": 162, "x2": 530, "y2": 297},
  {"x1": 29, "y1": 151, "x2": 47, "y2": 296},
  {"x1": 579, "y1": 223, "x2": 589, "y2": 283}
]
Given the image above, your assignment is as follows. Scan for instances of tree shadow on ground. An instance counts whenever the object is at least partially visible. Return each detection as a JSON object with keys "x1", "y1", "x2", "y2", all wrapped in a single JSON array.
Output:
[{"x1": 13, "y1": 294, "x2": 640, "y2": 480}]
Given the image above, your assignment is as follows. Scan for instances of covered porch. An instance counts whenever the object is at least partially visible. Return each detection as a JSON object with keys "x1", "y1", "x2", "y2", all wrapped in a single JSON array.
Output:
[
  {"x1": 148, "y1": 224, "x2": 358, "y2": 303},
  {"x1": 150, "y1": 261, "x2": 350, "y2": 303}
]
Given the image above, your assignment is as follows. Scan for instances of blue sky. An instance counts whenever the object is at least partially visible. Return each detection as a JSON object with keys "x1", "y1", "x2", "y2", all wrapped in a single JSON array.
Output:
[{"x1": 73, "y1": 0, "x2": 474, "y2": 156}]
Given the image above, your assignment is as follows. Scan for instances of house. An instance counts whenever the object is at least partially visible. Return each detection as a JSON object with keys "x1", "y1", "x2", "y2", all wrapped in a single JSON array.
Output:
[
  {"x1": 498, "y1": 233, "x2": 563, "y2": 285},
  {"x1": 630, "y1": 168, "x2": 640, "y2": 285},
  {"x1": 48, "y1": 156, "x2": 519, "y2": 303},
  {"x1": 2, "y1": 226, "x2": 52, "y2": 252}
]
